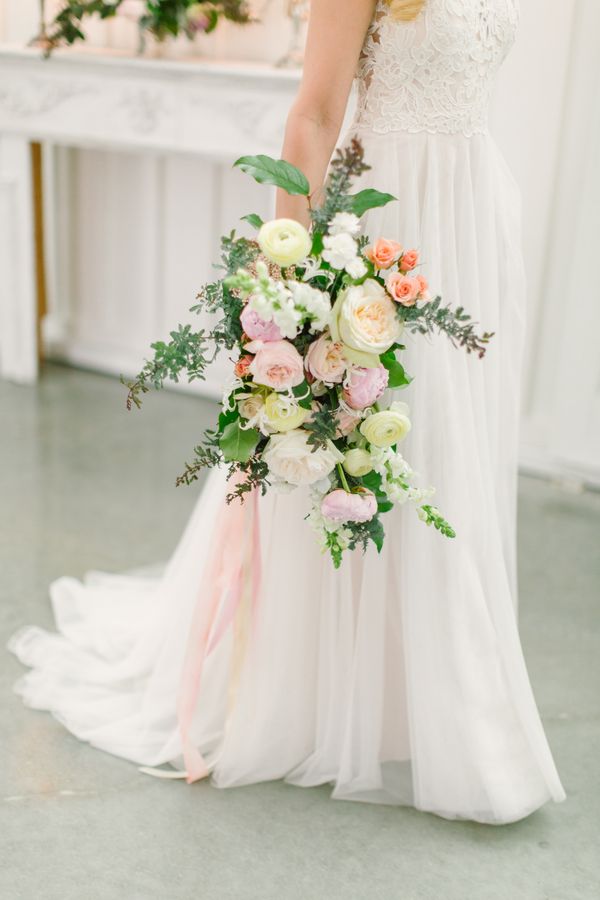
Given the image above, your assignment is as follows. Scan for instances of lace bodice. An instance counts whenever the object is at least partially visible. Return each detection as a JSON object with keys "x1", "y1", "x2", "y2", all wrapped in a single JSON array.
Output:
[{"x1": 354, "y1": 0, "x2": 519, "y2": 137}]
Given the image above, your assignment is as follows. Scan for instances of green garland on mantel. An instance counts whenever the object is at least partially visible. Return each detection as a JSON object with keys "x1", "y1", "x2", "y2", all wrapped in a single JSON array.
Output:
[{"x1": 42, "y1": 0, "x2": 254, "y2": 55}]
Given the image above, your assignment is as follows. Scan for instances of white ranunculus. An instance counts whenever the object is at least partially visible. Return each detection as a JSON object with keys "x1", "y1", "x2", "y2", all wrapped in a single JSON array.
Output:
[
  {"x1": 322, "y1": 232, "x2": 359, "y2": 270},
  {"x1": 329, "y1": 212, "x2": 361, "y2": 237},
  {"x1": 331, "y1": 278, "x2": 403, "y2": 366},
  {"x1": 262, "y1": 429, "x2": 344, "y2": 486},
  {"x1": 343, "y1": 448, "x2": 373, "y2": 477},
  {"x1": 258, "y1": 218, "x2": 312, "y2": 268},
  {"x1": 360, "y1": 401, "x2": 412, "y2": 448}
]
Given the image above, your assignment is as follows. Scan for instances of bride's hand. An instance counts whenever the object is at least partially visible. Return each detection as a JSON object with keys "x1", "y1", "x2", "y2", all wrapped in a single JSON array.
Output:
[{"x1": 276, "y1": 0, "x2": 377, "y2": 225}]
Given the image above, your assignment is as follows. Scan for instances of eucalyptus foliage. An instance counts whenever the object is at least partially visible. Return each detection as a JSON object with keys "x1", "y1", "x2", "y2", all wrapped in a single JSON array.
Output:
[{"x1": 42, "y1": 0, "x2": 252, "y2": 54}]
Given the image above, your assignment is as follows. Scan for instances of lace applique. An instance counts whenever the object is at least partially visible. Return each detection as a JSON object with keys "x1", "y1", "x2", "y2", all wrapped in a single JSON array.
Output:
[{"x1": 354, "y1": 0, "x2": 520, "y2": 137}]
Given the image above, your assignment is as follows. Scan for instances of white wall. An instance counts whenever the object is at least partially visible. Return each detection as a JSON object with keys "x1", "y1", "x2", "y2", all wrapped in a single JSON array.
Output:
[{"x1": 2, "y1": 0, "x2": 598, "y2": 481}]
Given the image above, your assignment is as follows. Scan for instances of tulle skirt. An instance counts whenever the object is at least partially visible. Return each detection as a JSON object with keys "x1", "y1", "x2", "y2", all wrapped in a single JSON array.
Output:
[{"x1": 9, "y1": 129, "x2": 566, "y2": 824}]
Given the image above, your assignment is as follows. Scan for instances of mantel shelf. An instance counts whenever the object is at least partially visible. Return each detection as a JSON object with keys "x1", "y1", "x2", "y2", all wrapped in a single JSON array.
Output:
[
  {"x1": 0, "y1": 41, "x2": 302, "y2": 384},
  {"x1": 0, "y1": 44, "x2": 303, "y2": 85},
  {"x1": 0, "y1": 44, "x2": 300, "y2": 157}
]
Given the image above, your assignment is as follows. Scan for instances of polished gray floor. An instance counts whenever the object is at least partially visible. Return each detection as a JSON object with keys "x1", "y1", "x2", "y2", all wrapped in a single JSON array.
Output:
[{"x1": 1, "y1": 364, "x2": 599, "y2": 900}]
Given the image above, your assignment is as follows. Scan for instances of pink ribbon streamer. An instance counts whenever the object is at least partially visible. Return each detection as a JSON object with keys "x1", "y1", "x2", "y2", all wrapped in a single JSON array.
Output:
[{"x1": 176, "y1": 481, "x2": 261, "y2": 784}]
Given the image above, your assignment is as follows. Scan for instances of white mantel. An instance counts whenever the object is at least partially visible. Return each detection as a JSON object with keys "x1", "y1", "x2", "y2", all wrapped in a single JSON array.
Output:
[{"x1": 0, "y1": 45, "x2": 301, "y2": 384}]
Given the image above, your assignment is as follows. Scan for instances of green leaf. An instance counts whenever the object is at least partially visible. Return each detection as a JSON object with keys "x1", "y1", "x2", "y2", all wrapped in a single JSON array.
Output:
[
  {"x1": 292, "y1": 380, "x2": 313, "y2": 410},
  {"x1": 219, "y1": 421, "x2": 260, "y2": 463},
  {"x1": 380, "y1": 349, "x2": 412, "y2": 389},
  {"x1": 361, "y1": 470, "x2": 382, "y2": 492},
  {"x1": 234, "y1": 155, "x2": 310, "y2": 196},
  {"x1": 241, "y1": 213, "x2": 264, "y2": 231},
  {"x1": 366, "y1": 516, "x2": 385, "y2": 553},
  {"x1": 311, "y1": 231, "x2": 324, "y2": 257},
  {"x1": 218, "y1": 406, "x2": 239, "y2": 431},
  {"x1": 349, "y1": 189, "x2": 396, "y2": 218}
]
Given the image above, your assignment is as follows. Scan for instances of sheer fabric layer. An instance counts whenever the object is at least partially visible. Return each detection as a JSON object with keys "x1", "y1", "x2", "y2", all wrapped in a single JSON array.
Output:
[{"x1": 9, "y1": 131, "x2": 565, "y2": 824}]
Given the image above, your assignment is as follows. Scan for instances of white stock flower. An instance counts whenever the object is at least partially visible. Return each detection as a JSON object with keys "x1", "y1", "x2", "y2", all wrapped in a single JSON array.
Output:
[
  {"x1": 345, "y1": 257, "x2": 368, "y2": 280},
  {"x1": 329, "y1": 212, "x2": 361, "y2": 237},
  {"x1": 322, "y1": 232, "x2": 359, "y2": 270}
]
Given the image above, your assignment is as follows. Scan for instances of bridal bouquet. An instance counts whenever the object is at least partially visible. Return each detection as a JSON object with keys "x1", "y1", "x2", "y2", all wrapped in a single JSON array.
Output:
[{"x1": 125, "y1": 140, "x2": 492, "y2": 566}]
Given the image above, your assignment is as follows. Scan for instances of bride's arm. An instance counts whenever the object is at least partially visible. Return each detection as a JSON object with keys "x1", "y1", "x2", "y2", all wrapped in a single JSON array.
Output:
[{"x1": 276, "y1": 0, "x2": 376, "y2": 225}]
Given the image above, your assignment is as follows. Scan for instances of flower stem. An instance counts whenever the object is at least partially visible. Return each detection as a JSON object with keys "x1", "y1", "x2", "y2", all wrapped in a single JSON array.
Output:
[{"x1": 337, "y1": 462, "x2": 351, "y2": 492}]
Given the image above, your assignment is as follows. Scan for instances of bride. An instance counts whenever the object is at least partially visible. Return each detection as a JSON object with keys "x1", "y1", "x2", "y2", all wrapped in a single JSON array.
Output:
[{"x1": 10, "y1": 0, "x2": 565, "y2": 824}]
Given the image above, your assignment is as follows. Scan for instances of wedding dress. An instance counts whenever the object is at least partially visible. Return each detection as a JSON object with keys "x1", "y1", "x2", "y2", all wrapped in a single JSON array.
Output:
[{"x1": 9, "y1": 0, "x2": 566, "y2": 824}]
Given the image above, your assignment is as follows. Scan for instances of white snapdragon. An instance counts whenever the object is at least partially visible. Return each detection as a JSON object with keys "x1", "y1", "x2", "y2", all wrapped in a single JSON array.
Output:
[
  {"x1": 244, "y1": 261, "x2": 301, "y2": 339},
  {"x1": 287, "y1": 281, "x2": 332, "y2": 334},
  {"x1": 369, "y1": 446, "x2": 434, "y2": 507},
  {"x1": 407, "y1": 485, "x2": 436, "y2": 503},
  {"x1": 306, "y1": 499, "x2": 352, "y2": 555},
  {"x1": 329, "y1": 212, "x2": 361, "y2": 237}
]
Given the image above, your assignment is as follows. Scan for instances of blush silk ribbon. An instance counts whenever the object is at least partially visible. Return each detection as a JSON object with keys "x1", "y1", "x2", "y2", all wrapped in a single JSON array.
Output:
[{"x1": 176, "y1": 480, "x2": 262, "y2": 784}]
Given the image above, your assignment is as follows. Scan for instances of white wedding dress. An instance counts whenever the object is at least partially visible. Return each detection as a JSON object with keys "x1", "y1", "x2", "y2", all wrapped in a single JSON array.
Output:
[{"x1": 10, "y1": 0, "x2": 566, "y2": 824}]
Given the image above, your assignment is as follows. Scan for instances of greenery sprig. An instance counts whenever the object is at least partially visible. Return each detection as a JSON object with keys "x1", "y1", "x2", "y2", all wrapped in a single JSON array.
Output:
[
  {"x1": 42, "y1": 0, "x2": 252, "y2": 55},
  {"x1": 122, "y1": 324, "x2": 213, "y2": 410},
  {"x1": 304, "y1": 405, "x2": 339, "y2": 452},
  {"x1": 400, "y1": 296, "x2": 494, "y2": 358}
]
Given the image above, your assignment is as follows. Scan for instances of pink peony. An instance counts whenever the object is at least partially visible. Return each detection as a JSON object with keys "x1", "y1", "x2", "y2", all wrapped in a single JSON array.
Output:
[
  {"x1": 366, "y1": 239, "x2": 403, "y2": 270},
  {"x1": 386, "y1": 272, "x2": 420, "y2": 307},
  {"x1": 305, "y1": 334, "x2": 347, "y2": 384},
  {"x1": 245, "y1": 339, "x2": 305, "y2": 391},
  {"x1": 343, "y1": 365, "x2": 389, "y2": 410},
  {"x1": 321, "y1": 489, "x2": 378, "y2": 524},
  {"x1": 399, "y1": 249, "x2": 419, "y2": 272},
  {"x1": 240, "y1": 305, "x2": 282, "y2": 342}
]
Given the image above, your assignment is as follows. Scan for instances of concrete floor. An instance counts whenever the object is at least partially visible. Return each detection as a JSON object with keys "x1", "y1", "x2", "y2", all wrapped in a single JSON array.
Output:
[{"x1": 1, "y1": 363, "x2": 599, "y2": 900}]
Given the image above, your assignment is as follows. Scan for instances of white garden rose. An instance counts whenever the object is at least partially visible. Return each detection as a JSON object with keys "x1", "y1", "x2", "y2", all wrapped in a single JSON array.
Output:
[
  {"x1": 258, "y1": 219, "x2": 312, "y2": 268},
  {"x1": 331, "y1": 278, "x2": 403, "y2": 367},
  {"x1": 263, "y1": 429, "x2": 344, "y2": 486},
  {"x1": 342, "y1": 448, "x2": 373, "y2": 477},
  {"x1": 345, "y1": 256, "x2": 368, "y2": 280},
  {"x1": 359, "y1": 401, "x2": 412, "y2": 448},
  {"x1": 238, "y1": 393, "x2": 265, "y2": 422}
]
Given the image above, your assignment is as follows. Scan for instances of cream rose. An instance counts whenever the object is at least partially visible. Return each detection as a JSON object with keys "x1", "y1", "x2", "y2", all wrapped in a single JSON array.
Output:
[
  {"x1": 360, "y1": 401, "x2": 412, "y2": 448},
  {"x1": 238, "y1": 393, "x2": 265, "y2": 422},
  {"x1": 343, "y1": 448, "x2": 373, "y2": 477},
  {"x1": 264, "y1": 393, "x2": 309, "y2": 433},
  {"x1": 331, "y1": 278, "x2": 403, "y2": 367},
  {"x1": 258, "y1": 218, "x2": 312, "y2": 268},
  {"x1": 263, "y1": 429, "x2": 343, "y2": 486}
]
